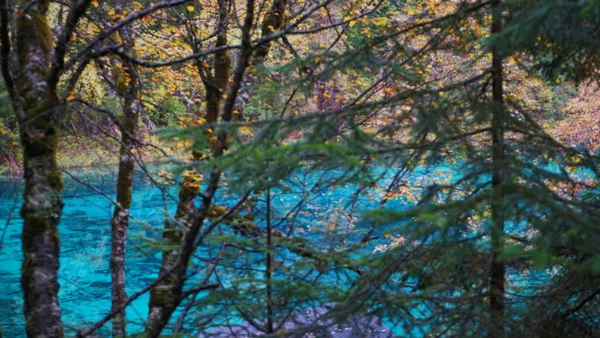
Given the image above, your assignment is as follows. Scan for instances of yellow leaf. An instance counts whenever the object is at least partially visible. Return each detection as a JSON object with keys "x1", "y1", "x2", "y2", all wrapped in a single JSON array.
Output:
[
  {"x1": 186, "y1": 6, "x2": 195, "y2": 12},
  {"x1": 372, "y1": 17, "x2": 388, "y2": 27},
  {"x1": 91, "y1": 0, "x2": 99, "y2": 7},
  {"x1": 65, "y1": 91, "x2": 76, "y2": 102},
  {"x1": 239, "y1": 126, "x2": 252, "y2": 133}
]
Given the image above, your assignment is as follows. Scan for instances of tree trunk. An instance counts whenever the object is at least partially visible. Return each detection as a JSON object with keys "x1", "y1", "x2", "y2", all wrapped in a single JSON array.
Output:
[
  {"x1": 490, "y1": 0, "x2": 505, "y2": 337},
  {"x1": 146, "y1": 0, "x2": 290, "y2": 333},
  {"x1": 145, "y1": 1, "x2": 256, "y2": 335},
  {"x1": 15, "y1": 1, "x2": 64, "y2": 336},
  {"x1": 109, "y1": 1, "x2": 141, "y2": 336},
  {"x1": 148, "y1": 0, "x2": 231, "y2": 326},
  {"x1": 233, "y1": 0, "x2": 287, "y2": 121},
  {"x1": 148, "y1": 175, "x2": 200, "y2": 325},
  {"x1": 109, "y1": 79, "x2": 139, "y2": 337},
  {"x1": 196, "y1": 0, "x2": 231, "y2": 126}
]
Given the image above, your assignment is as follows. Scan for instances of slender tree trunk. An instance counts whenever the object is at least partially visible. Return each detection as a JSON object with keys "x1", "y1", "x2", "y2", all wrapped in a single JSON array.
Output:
[
  {"x1": 202, "y1": 0, "x2": 230, "y2": 125},
  {"x1": 148, "y1": 0, "x2": 231, "y2": 325},
  {"x1": 13, "y1": 2, "x2": 64, "y2": 336},
  {"x1": 109, "y1": 77, "x2": 139, "y2": 337},
  {"x1": 148, "y1": 175, "x2": 200, "y2": 324},
  {"x1": 109, "y1": 2, "x2": 141, "y2": 336},
  {"x1": 145, "y1": 2, "x2": 256, "y2": 335},
  {"x1": 233, "y1": 0, "x2": 287, "y2": 121},
  {"x1": 147, "y1": 0, "x2": 289, "y2": 333},
  {"x1": 0, "y1": 0, "x2": 90, "y2": 335},
  {"x1": 490, "y1": 0, "x2": 505, "y2": 337}
]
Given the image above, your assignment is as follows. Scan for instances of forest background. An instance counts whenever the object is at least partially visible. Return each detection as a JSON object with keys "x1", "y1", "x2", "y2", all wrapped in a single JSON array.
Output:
[{"x1": 1, "y1": 0, "x2": 600, "y2": 337}]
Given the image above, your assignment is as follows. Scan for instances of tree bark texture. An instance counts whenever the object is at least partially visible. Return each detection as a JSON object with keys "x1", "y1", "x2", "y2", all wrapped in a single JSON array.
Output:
[
  {"x1": 147, "y1": 175, "x2": 200, "y2": 326},
  {"x1": 145, "y1": 0, "x2": 257, "y2": 335},
  {"x1": 233, "y1": 0, "x2": 287, "y2": 121},
  {"x1": 109, "y1": 1, "x2": 141, "y2": 336},
  {"x1": 147, "y1": 0, "x2": 231, "y2": 327},
  {"x1": 13, "y1": 1, "x2": 65, "y2": 336}
]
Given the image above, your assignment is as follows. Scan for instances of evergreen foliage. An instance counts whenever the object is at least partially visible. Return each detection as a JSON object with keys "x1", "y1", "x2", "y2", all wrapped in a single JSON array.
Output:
[{"x1": 0, "y1": 0, "x2": 599, "y2": 337}]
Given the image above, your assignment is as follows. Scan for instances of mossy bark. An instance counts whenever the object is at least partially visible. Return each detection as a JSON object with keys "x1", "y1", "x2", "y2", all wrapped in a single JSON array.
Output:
[
  {"x1": 15, "y1": 1, "x2": 64, "y2": 336},
  {"x1": 197, "y1": 0, "x2": 231, "y2": 126},
  {"x1": 110, "y1": 81, "x2": 139, "y2": 337},
  {"x1": 147, "y1": 0, "x2": 232, "y2": 328},
  {"x1": 233, "y1": 0, "x2": 287, "y2": 121},
  {"x1": 148, "y1": 176, "x2": 199, "y2": 323},
  {"x1": 255, "y1": 0, "x2": 287, "y2": 63},
  {"x1": 146, "y1": 1, "x2": 257, "y2": 333},
  {"x1": 109, "y1": 1, "x2": 141, "y2": 336}
]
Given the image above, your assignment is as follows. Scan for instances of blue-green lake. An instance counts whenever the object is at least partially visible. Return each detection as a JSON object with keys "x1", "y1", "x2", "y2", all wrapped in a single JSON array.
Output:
[
  {"x1": 0, "y1": 160, "x2": 572, "y2": 337},
  {"x1": 1, "y1": 165, "x2": 428, "y2": 337}
]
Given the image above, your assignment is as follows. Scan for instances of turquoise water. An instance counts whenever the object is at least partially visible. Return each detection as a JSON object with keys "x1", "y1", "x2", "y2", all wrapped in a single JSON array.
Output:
[
  {"x1": 0, "y1": 170, "x2": 177, "y2": 337},
  {"x1": 0, "y1": 165, "x2": 422, "y2": 337},
  {"x1": 0, "y1": 160, "x2": 570, "y2": 336}
]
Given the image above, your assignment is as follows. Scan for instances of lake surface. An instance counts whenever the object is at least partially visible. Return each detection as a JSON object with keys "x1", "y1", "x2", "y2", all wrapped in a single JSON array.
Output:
[
  {"x1": 0, "y1": 161, "x2": 564, "y2": 337},
  {"x1": 1, "y1": 165, "x2": 428, "y2": 337},
  {"x1": 0, "y1": 170, "x2": 177, "y2": 336}
]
